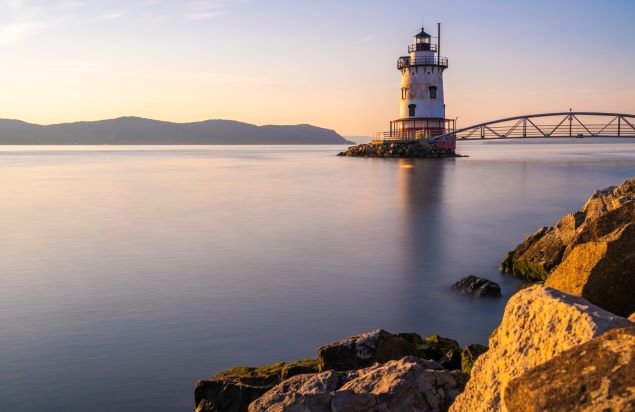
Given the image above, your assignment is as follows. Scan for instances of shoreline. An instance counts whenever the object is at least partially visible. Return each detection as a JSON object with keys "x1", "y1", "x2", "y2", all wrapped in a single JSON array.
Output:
[{"x1": 195, "y1": 176, "x2": 635, "y2": 412}]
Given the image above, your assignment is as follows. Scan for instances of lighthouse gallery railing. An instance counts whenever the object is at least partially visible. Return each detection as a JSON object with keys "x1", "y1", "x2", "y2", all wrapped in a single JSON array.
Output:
[{"x1": 397, "y1": 56, "x2": 449, "y2": 70}]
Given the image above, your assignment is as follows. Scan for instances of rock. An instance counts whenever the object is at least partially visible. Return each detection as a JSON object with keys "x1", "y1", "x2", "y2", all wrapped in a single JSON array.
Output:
[
  {"x1": 194, "y1": 360, "x2": 318, "y2": 412},
  {"x1": 449, "y1": 286, "x2": 632, "y2": 412},
  {"x1": 332, "y1": 357, "x2": 468, "y2": 412},
  {"x1": 582, "y1": 177, "x2": 635, "y2": 220},
  {"x1": 451, "y1": 276, "x2": 501, "y2": 297},
  {"x1": 545, "y1": 222, "x2": 635, "y2": 317},
  {"x1": 337, "y1": 141, "x2": 460, "y2": 158},
  {"x1": 504, "y1": 326, "x2": 635, "y2": 412},
  {"x1": 630, "y1": 312, "x2": 635, "y2": 322},
  {"x1": 317, "y1": 329, "x2": 418, "y2": 372},
  {"x1": 460, "y1": 344, "x2": 488, "y2": 375},
  {"x1": 417, "y1": 335, "x2": 463, "y2": 371},
  {"x1": 250, "y1": 356, "x2": 468, "y2": 412},
  {"x1": 500, "y1": 177, "x2": 635, "y2": 282},
  {"x1": 248, "y1": 370, "x2": 345, "y2": 412},
  {"x1": 317, "y1": 330, "x2": 462, "y2": 372}
]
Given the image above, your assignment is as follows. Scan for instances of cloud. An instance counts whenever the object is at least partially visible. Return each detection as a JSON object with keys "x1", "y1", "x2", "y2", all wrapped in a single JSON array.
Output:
[
  {"x1": 49, "y1": 60, "x2": 104, "y2": 73},
  {"x1": 95, "y1": 11, "x2": 127, "y2": 21},
  {"x1": 359, "y1": 35, "x2": 376, "y2": 44},
  {"x1": 184, "y1": 0, "x2": 250, "y2": 21},
  {"x1": 0, "y1": 21, "x2": 45, "y2": 47},
  {"x1": 58, "y1": 0, "x2": 84, "y2": 8},
  {"x1": 139, "y1": 0, "x2": 163, "y2": 6}
]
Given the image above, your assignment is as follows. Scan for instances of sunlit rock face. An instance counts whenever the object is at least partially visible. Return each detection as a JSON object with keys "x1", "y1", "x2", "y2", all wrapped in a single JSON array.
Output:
[
  {"x1": 249, "y1": 357, "x2": 468, "y2": 412},
  {"x1": 545, "y1": 222, "x2": 635, "y2": 317},
  {"x1": 503, "y1": 326, "x2": 635, "y2": 412},
  {"x1": 449, "y1": 286, "x2": 632, "y2": 412},
  {"x1": 500, "y1": 176, "x2": 634, "y2": 283}
]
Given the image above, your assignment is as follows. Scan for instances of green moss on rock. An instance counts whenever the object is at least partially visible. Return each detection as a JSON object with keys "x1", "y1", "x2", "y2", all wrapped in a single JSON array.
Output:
[{"x1": 461, "y1": 344, "x2": 488, "y2": 375}]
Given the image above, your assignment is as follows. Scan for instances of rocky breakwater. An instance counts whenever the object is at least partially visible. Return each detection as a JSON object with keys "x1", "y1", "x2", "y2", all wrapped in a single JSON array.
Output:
[
  {"x1": 195, "y1": 330, "x2": 486, "y2": 412},
  {"x1": 500, "y1": 176, "x2": 635, "y2": 317},
  {"x1": 338, "y1": 141, "x2": 460, "y2": 158}
]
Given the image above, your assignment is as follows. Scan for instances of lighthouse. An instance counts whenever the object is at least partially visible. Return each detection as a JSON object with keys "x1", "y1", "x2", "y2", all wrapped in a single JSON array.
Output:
[{"x1": 378, "y1": 24, "x2": 455, "y2": 150}]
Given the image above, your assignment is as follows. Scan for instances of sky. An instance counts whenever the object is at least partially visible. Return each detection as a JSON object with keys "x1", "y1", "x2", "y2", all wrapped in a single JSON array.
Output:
[{"x1": 0, "y1": 0, "x2": 634, "y2": 136}]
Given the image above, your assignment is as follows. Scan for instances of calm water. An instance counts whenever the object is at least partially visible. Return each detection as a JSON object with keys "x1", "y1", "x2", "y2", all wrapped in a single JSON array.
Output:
[{"x1": 1, "y1": 140, "x2": 634, "y2": 411}]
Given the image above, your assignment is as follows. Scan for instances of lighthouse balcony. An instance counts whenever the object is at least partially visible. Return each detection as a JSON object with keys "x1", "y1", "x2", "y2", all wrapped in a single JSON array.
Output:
[
  {"x1": 397, "y1": 56, "x2": 449, "y2": 70},
  {"x1": 372, "y1": 118, "x2": 457, "y2": 144}
]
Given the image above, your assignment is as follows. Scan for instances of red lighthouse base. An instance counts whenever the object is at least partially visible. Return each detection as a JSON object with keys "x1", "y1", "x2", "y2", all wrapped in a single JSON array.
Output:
[{"x1": 433, "y1": 138, "x2": 456, "y2": 151}]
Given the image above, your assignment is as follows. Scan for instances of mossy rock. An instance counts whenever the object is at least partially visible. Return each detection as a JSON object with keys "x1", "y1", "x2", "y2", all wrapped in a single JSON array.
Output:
[
  {"x1": 461, "y1": 344, "x2": 488, "y2": 375},
  {"x1": 500, "y1": 254, "x2": 549, "y2": 282},
  {"x1": 195, "y1": 359, "x2": 318, "y2": 412},
  {"x1": 416, "y1": 335, "x2": 462, "y2": 370}
]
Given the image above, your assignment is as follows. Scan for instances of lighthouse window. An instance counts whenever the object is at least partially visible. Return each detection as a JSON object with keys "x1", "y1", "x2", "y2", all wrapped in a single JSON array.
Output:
[
  {"x1": 429, "y1": 86, "x2": 438, "y2": 99},
  {"x1": 408, "y1": 104, "x2": 416, "y2": 117},
  {"x1": 401, "y1": 88, "x2": 408, "y2": 100}
]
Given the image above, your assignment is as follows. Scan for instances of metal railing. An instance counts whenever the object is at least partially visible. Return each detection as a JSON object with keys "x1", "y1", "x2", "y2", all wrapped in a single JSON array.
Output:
[
  {"x1": 372, "y1": 128, "x2": 453, "y2": 144},
  {"x1": 429, "y1": 112, "x2": 635, "y2": 141},
  {"x1": 397, "y1": 56, "x2": 449, "y2": 70}
]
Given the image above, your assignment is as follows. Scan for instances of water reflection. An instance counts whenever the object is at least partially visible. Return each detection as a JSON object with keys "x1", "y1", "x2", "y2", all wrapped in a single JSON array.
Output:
[{"x1": 0, "y1": 143, "x2": 634, "y2": 412}]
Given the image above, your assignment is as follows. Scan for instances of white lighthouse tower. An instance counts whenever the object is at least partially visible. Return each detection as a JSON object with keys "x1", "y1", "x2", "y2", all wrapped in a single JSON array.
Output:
[{"x1": 381, "y1": 24, "x2": 455, "y2": 149}]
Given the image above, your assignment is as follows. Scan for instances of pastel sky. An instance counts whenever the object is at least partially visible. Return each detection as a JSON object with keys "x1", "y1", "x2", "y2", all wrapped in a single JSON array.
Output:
[{"x1": 0, "y1": 0, "x2": 633, "y2": 136}]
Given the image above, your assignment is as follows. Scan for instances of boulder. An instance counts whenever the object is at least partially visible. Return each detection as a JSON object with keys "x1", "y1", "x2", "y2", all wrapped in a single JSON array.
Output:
[
  {"x1": 317, "y1": 330, "x2": 418, "y2": 372},
  {"x1": 504, "y1": 326, "x2": 635, "y2": 412},
  {"x1": 249, "y1": 356, "x2": 468, "y2": 412},
  {"x1": 416, "y1": 335, "x2": 462, "y2": 371},
  {"x1": 451, "y1": 276, "x2": 501, "y2": 297},
  {"x1": 545, "y1": 223, "x2": 635, "y2": 317},
  {"x1": 317, "y1": 330, "x2": 462, "y2": 372},
  {"x1": 460, "y1": 344, "x2": 488, "y2": 375},
  {"x1": 449, "y1": 286, "x2": 632, "y2": 412},
  {"x1": 248, "y1": 370, "x2": 345, "y2": 412},
  {"x1": 500, "y1": 177, "x2": 635, "y2": 281},
  {"x1": 194, "y1": 360, "x2": 318, "y2": 412}
]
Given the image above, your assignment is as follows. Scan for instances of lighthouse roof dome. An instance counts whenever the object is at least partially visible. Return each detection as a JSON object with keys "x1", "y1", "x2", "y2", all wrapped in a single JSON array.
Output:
[{"x1": 415, "y1": 28, "x2": 431, "y2": 38}]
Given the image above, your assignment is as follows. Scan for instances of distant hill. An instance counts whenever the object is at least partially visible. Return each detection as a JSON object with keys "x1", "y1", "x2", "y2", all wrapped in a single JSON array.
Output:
[
  {"x1": 0, "y1": 117, "x2": 354, "y2": 145},
  {"x1": 345, "y1": 135, "x2": 373, "y2": 144}
]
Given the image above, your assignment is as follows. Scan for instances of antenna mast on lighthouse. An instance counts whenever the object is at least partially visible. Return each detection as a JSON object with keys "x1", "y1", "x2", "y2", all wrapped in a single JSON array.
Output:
[{"x1": 437, "y1": 22, "x2": 441, "y2": 57}]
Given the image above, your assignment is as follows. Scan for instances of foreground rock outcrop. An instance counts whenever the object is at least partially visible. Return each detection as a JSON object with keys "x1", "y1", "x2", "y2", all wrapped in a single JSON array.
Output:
[
  {"x1": 545, "y1": 223, "x2": 635, "y2": 317},
  {"x1": 317, "y1": 330, "x2": 463, "y2": 372},
  {"x1": 500, "y1": 177, "x2": 634, "y2": 282},
  {"x1": 196, "y1": 330, "x2": 481, "y2": 412},
  {"x1": 449, "y1": 286, "x2": 633, "y2": 412},
  {"x1": 194, "y1": 360, "x2": 318, "y2": 412},
  {"x1": 249, "y1": 357, "x2": 468, "y2": 412},
  {"x1": 338, "y1": 141, "x2": 459, "y2": 158},
  {"x1": 500, "y1": 177, "x2": 635, "y2": 316},
  {"x1": 504, "y1": 326, "x2": 635, "y2": 412},
  {"x1": 451, "y1": 276, "x2": 501, "y2": 297}
]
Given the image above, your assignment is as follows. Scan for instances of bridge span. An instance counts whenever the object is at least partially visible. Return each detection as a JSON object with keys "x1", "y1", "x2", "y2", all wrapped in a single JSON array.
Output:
[{"x1": 430, "y1": 112, "x2": 635, "y2": 142}]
